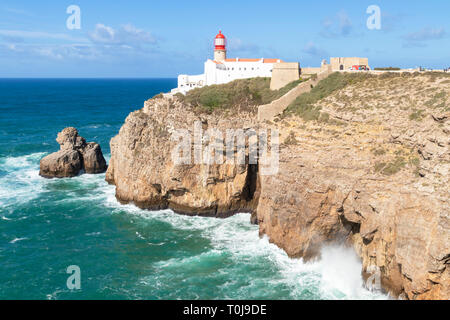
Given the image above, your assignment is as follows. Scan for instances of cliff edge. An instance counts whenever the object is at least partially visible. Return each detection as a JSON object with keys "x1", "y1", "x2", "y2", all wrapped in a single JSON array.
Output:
[
  {"x1": 106, "y1": 73, "x2": 449, "y2": 299},
  {"x1": 105, "y1": 97, "x2": 260, "y2": 216}
]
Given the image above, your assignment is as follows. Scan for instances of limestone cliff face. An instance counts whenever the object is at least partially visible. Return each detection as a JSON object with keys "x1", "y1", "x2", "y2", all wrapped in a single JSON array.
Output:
[
  {"x1": 257, "y1": 126, "x2": 449, "y2": 299},
  {"x1": 107, "y1": 73, "x2": 449, "y2": 299},
  {"x1": 106, "y1": 98, "x2": 260, "y2": 216},
  {"x1": 257, "y1": 73, "x2": 449, "y2": 300}
]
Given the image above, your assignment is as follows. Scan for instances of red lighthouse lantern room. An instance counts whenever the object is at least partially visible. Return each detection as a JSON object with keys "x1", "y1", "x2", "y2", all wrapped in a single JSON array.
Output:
[
  {"x1": 214, "y1": 30, "x2": 227, "y2": 61},
  {"x1": 214, "y1": 30, "x2": 226, "y2": 50}
]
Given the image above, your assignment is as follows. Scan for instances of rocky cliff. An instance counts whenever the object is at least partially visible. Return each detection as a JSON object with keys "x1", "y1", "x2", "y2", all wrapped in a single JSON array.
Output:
[
  {"x1": 107, "y1": 73, "x2": 449, "y2": 299},
  {"x1": 106, "y1": 98, "x2": 260, "y2": 216}
]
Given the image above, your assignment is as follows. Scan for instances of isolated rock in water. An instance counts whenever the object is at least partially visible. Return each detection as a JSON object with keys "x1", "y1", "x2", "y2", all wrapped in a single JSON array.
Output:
[
  {"x1": 40, "y1": 127, "x2": 107, "y2": 178},
  {"x1": 82, "y1": 142, "x2": 107, "y2": 174},
  {"x1": 56, "y1": 127, "x2": 86, "y2": 150},
  {"x1": 39, "y1": 149, "x2": 82, "y2": 178}
]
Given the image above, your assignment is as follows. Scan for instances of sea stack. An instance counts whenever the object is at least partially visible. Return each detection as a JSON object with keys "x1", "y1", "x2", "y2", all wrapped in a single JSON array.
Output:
[{"x1": 39, "y1": 127, "x2": 107, "y2": 178}]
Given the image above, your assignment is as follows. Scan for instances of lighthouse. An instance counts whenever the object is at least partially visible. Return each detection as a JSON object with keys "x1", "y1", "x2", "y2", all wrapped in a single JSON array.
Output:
[
  {"x1": 171, "y1": 30, "x2": 297, "y2": 94},
  {"x1": 214, "y1": 30, "x2": 226, "y2": 61}
]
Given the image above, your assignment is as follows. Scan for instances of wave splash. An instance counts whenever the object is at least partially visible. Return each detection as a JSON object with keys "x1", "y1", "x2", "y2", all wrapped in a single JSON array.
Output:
[
  {"x1": 1, "y1": 151, "x2": 388, "y2": 300},
  {"x1": 0, "y1": 152, "x2": 47, "y2": 209},
  {"x1": 100, "y1": 183, "x2": 387, "y2": 300}
]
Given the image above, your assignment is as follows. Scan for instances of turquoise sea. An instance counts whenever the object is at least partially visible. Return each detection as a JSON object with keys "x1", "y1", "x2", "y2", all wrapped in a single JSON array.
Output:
[{"x1": 0, "y1": 79, "x2": 387, "y2": 300}]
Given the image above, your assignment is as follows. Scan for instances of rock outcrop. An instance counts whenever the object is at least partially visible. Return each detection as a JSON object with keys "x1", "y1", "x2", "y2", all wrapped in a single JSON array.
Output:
[
  {"x1": 106, "y1": 98, "x2": 260, "y2": 216},
  {"x1": 40, "y1": 127, "x2": 107, "y2": 178},
  {"x1": 107, "y1": 72, "x2": 449, "y2": 299}
]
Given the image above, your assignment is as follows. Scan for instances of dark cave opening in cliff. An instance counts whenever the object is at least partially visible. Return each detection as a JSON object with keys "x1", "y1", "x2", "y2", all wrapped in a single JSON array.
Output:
[{"x1": 242, "y1": 163, "x2": 258, "y2": 202}]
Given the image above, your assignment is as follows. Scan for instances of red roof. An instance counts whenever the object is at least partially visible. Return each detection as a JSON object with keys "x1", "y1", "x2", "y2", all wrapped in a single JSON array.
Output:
[
  {"x1": 263, "y1": 58, "x2": 284, "y2": 63},
  {"x1": 215, "y1": 30, "x2": 225, "y2": 39}
]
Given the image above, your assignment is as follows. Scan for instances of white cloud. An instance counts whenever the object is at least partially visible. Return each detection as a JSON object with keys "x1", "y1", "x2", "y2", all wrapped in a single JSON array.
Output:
[
  {"x1": 0, "y1": 43, "x2": 103, "y2": 61},
  {"x1": 88, "y1": 24, "x2": 115, "y2": 43},
  {"x1": 403, "y1": 27, "x2": 446, "y2": 41},
  {"x1": 0, "y1": 29, "x2": 87, "y2": 42},
  {"x1": 380, "y1": 12, "x2": 405, "y2": 33},
  {"x1": 88, "y1": 23, "x2": 157, "y2": 47},
  {"x1": 402, "y1": 27, "x2": 446, "y2": 48},
  {"x1": 0, "y1": 23, "x2": 160, "y2": 62},
  {"x1": 302, "y1": 42, "x2": 328, "y2": 58},
  {"x1": 320, "y1": 10, "x2": 354, "y2": 38},
  {"x1": 1, "y1": 35, "x2": 24, "y2": 43},
  {"x1": 3, "y1": 7, "x2": 34, "y2": 17},
  {"x1": 228, "y1": 38, "x2": 260, "y2": 54}
]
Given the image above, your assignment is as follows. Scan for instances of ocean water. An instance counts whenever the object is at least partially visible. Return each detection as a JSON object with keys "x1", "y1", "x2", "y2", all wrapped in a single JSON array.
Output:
[{"x1": 0, "y1": 79, "x2": 387, "y2": 300}]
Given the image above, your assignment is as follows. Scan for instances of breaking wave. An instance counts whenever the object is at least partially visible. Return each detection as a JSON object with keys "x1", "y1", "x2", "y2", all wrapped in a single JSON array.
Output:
[
  {"x1": 0, "y1": 152, "x2": 47, "y2": 209},
  {"x1": 0, "y1": 150, "x2": 388, "y2": 300},
  {"x1": 100, "y1": 180, "x2": 388, "y2": 300}
]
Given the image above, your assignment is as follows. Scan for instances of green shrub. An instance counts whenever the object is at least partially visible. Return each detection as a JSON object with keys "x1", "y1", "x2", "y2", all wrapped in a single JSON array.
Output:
[
  {"x1": 424, "y1": 71, "x2": 450, "y2": 80},
  {"x1": 374, "y1": 162, "x2": 386, "y2": 173},
  {"x1": 425, "y1": 91, "x2": 447, "y2": 109},
  {"x1": 409, "y1": 109, "x2": 425, "y2": 121},
  {"x1": 284, "y1": 72, "x2": 374, "y2": 121},
  {"x1": 283, "y1": 131, "x2": 299, "y2": 145},
  {"x1": 374, "y1": 156, "x2": 406, "y2": 176},
  {"x1": 374, "y1": 67, "x2": 401, "y2": 71},
  {"x1": 178, "y1": 77, "x2": 305, "y2": 112},
  {"x1": 372, "y1": 148, "x2": 386, "y2": 156}
]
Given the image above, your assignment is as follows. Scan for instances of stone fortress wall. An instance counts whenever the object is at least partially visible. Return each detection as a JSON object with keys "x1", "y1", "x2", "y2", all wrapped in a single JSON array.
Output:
[
  {"x1": 260, "y1": 65, "x2": 332, "y2": 122},
  {"x1": 270, "y1": 62, "x2": 300, "y2": 90},
  {"x1": 330, "y1": 57, "x2": 369, "y2": 71}
]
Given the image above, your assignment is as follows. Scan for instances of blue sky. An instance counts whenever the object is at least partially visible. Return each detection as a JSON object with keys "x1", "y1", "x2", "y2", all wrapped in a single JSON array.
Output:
[{"x1": 0, "y1": 0, "x2": 448, "y2": 77}]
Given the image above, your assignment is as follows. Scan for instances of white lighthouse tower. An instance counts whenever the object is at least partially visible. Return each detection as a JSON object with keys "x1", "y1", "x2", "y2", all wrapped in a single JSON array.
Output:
[
  {"x1": 214, "y1": 30, "x2": 226, "y2": 62},
  {"x1": 171, "y1": 30, "x2": 291, "y2": 94}
]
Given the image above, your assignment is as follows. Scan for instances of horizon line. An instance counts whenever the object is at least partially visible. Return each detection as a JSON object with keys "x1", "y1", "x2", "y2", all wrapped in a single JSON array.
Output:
[{"x1": 0, "y1": 77, "x2": 178, "y2": 80}]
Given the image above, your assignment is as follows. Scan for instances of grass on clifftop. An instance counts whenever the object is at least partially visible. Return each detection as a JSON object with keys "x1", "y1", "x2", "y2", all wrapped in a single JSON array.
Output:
[
  {"x1": 284, "y1": 72, "x2": 375, "y2": 122},
  {"x1": 176, "y1": 77, "x2": 305, "y2": 113}
]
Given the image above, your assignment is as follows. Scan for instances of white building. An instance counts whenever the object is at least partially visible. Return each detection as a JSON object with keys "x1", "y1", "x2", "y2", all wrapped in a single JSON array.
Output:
[{"x1": 171, "y1": 31, "x2": 284, "y2": 94}]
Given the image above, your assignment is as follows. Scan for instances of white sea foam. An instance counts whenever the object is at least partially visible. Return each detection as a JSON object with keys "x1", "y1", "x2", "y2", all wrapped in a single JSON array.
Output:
[
  {"x1": 204, "y1": 214, "x2": 388, "y2": 300},
  {"x1": 9, "y1": 237, "x2": 28, "y2": 244},
  {"x1": 82, "y1": 124, "x2": 111, "y2": 129},
  {"x1": 102, "y1": 189, "x2": 388, "y2": 299},
  {"x1": 0, "y1": 152, "x2": 47, "y2": 209},
  {"x1": 0, "y1": 151, "x2": 110, "y2": 216},
  {"x1": 87, "y1": 165, "x2": 388, "y2": 300},
  {"x1": 316, "y1": 246, "x2": 373, "y2": 299}
]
